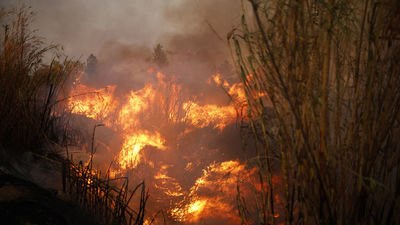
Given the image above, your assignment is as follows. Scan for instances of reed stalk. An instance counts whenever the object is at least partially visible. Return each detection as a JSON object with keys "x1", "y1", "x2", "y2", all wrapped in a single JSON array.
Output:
[{"x1": 231, "y1": 0, "x2": 400, "y2": 224}]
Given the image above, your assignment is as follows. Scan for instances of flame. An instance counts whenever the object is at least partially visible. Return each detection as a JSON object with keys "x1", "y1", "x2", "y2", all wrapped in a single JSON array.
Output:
[
  {"x1": 210, "y1": 73, "x2": 267, "y2": 108},
  {"x1": 170, "y1": 199, "x2": 207, "y2": 222},
  {"x1": 118, "y1": 131, "x2": 165, "y2": 169},
  {"x1": 187, "y1": 199, "x2": 207, "y2": 214},
  {"x1": 210, "y1": 73, "x2": 246, "y2": 103},
  {"x1": 68, "y1": 72, "x2": 239, "y2": 141},
  {"x1": 118, "y1": 84, "x2": 155, "y2": 130},
  {"x1": 183, "y1": 101, "x2": 236, "y2": 130},
  {"x1": 169, "y1": 160, "x2": 247, "y2": 224},
  {"x1": 154, "y1": 165, "x2": 184, "y2": 197},
  {"x1": 68, "y1": 84, "x2": 116, "y2": 122},
  {"x1": 68, "y1": 70, "x2": 252, "y2": 224}
]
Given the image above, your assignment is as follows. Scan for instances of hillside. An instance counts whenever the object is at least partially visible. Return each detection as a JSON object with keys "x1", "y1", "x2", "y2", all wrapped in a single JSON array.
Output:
[{"x1": 0, "y1": 171, "x2": 99, "y2": 225}]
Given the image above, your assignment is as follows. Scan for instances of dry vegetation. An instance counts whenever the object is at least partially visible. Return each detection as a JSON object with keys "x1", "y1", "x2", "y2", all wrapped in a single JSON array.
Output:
[
  {"x1": 0, "y1": 7, "x2": 80, "y2": 155},
  {"x1": 0, "y1": 7, "x2": 151, "y2": 225},
  {"x1": 63, "y1": 159, "x2": 148, "y2": 225},
  {"x1": 231, "y1": 0, "x2": 400, "y2": 224}
]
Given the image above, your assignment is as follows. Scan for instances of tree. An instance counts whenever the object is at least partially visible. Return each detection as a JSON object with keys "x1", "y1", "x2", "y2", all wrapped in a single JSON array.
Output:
[
  {"x1": 85, "y1": 53, "x2": 98, "y2": 76},
  {"x1": 152, "y1": 43, "x2": 168, "y2": 67}
]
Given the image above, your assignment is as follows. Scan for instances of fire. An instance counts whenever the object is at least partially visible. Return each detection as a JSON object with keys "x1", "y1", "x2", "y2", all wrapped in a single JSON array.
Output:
[
  {"x1": 187, "y1": 199, "x2": 207, "y2": 214},
  {"x1": 210, "y1": 73, "x2": 268, "y2": 109},
  {"x1": 170, "y1": 199, "x2": 207, "y2": 222},
  {"x1": 183, "y1": 101, "x2": 236, "y2": 130},
  {"x1": 210, "y1": 73, "x2": 246, "y2": 104},
  {"x1": 154, "y1": 165, "x2": 184, "y2": 197},
  {"x1": 169, "y1": 160, "x2": 247, "y2": 224},
  {"x1": 118, "y1": 84, "x2": 155, "y2": 130},
  {"x1": 118, "y1": 131, "x2": 165, "y2": 169},
  {"x1": 68, "y1": 69, "x2": 251, "y2": 224},
  {"x1": 68, "y1": 72, "x2": 239, "y2": 138},
  {"x1": 68, "y1": 84, "x2": 116, "y2": 122}
]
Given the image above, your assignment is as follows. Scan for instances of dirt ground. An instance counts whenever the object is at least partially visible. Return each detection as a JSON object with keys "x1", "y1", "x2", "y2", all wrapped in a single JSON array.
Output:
[{"x1": 0, "y1": 170, "x2": 100, "y2": 225}]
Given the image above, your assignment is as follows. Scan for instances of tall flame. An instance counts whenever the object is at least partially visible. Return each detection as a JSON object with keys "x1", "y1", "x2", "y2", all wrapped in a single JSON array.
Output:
[
  {"x1": 118, "y1": 84, "x2": 155, "y2": 130},
  {"x1": 68, "y1": 70, "x2": 252, "y2": 224}
]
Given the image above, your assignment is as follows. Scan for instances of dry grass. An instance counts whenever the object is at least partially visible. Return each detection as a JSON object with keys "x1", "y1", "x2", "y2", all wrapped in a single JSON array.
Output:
[
  {"x1": 0, "y1": 6, "x2": 81, "y2": 154},
  {"x1": 231, "y1": 0, "x2": 400, "y2": 224},
  {"x1": 63, "y1": 159, "x2": 148, "y2": 225},
  {"x1": 0, "y1": 6, "x2": 149, "y2": 225}
]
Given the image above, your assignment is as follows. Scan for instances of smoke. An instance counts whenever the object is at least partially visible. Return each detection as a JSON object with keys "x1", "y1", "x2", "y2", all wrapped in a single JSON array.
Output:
[
  {"x1": 1, "y1": 0, "x2": 240, "y2": 60},
  {"x1": 1, "y1": 0, "x2": 241, "y2": 98},
  {"x1": 164, "y1": 0, "x2": 241, "y2": 62},
  {"x1": 1, "y1": 0, "x2": 172, "y2": 57}
]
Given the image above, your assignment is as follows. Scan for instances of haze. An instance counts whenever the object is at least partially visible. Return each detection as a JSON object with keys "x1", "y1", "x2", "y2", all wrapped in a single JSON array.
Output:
[{"x1": 0, "y1": 0, "x2": 240, "y2": 60}]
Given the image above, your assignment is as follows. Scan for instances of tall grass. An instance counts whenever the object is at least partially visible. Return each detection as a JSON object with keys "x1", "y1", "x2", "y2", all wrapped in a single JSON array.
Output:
[
  {"x1": 0, "y1": 7, "x2": 81, "y2": 154},
  {"x1": 231, "y1": 0, "x2": 400, "y2": 224}
]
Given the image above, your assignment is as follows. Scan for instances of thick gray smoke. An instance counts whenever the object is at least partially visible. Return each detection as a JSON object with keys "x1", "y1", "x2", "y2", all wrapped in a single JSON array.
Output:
[{"x1": 1, "y1": 0, "x2": 240, "y2": 61}]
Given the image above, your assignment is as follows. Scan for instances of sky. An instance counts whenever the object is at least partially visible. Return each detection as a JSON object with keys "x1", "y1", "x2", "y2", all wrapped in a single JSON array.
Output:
[{"x1": 0, "y1": 0, "x2": 241, "y2": 60}]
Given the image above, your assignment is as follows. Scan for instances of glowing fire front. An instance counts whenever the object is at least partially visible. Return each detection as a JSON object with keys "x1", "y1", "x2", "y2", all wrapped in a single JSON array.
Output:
[
  {"x1": 118, "y1": 131, "x2": 166, "y2": 169},
  {"x1": 68, "y1": 70, "x2": 250, "y2": 224},
  {"x1": 183, "y1": 101, "x2": 236, "y2": 130},
  {"x1": 68, "y1": 71, "x2": 241, "y2": 171},
  {"x1": 169, "y1": 160, "x2": 248, "y2": 224},
  {"x1": 68, "y1": 84, "x2": 116, "y2": 122},
  {"x1": 118, "y1": 84, "x2": 155, "y2": 131}
]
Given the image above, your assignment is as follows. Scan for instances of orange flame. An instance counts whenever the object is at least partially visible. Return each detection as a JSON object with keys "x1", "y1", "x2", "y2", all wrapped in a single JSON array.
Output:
[
  {"x1": 118, "y1": 131, "x2": 165, "y2": 169},
  {"x1": 68, "y1": 70, "x2": 252, "y2": 224},
  {"x1": 210, "y1": 73, "x2": 247, "y2": 103},
  {"x1": 210, "y1": 73, "x2": 268, "y2": 109},
  {"x1": 118, "y1": 84, "x2": 155, "y2": 130},
  {"x1": 183, "y1": 101, "x2": 236, "y2": 130},
  {"x1": 68, "y1": 84, "x2": 116, "y2": 122},
  {"x1": 169, "y1": 160, "x2": 247, "y2": 224},
  {"x1": 154, "y1": 165, "x2": 184, "y2": 197}
]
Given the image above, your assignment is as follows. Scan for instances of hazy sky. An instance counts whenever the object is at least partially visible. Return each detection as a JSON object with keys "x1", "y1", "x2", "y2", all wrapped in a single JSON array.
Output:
[{"x1": 0, "y1": 0, "x2": 240, "y2": 59}]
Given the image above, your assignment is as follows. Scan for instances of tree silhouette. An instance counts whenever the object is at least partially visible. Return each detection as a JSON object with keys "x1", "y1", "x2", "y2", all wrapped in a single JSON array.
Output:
[
  {"x1": 85, "y1": 54, "x2": 98, "y2": 76},
  {"x1": 152, "y1": 44, "x2": 168, "y2": 67}
]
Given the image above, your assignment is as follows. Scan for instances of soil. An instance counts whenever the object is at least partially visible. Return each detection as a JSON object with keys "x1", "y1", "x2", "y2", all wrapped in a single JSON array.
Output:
[{"x1": 0, "y1": 171, "x2": 100, "y2": 225}]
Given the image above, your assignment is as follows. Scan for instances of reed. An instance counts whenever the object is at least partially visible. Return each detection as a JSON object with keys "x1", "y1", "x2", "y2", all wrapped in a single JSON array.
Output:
[
  {"x1": 230, "y1": 0, "x2": 400, "y2": 224},
  {"x1": 63, "y1": 159, "x2": 148, "y2": 225},
  {"x1": 0, "y1": 6, "x2": 81, "y2": 154}
]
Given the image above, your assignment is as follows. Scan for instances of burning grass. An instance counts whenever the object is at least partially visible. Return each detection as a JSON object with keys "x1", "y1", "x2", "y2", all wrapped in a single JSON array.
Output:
[
  {"x1": 62, "y1": 158, "x2": 148, "y2": 225},
  {"x1": 65, "y1": 59, "x2": 253, "y2": 224}
]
